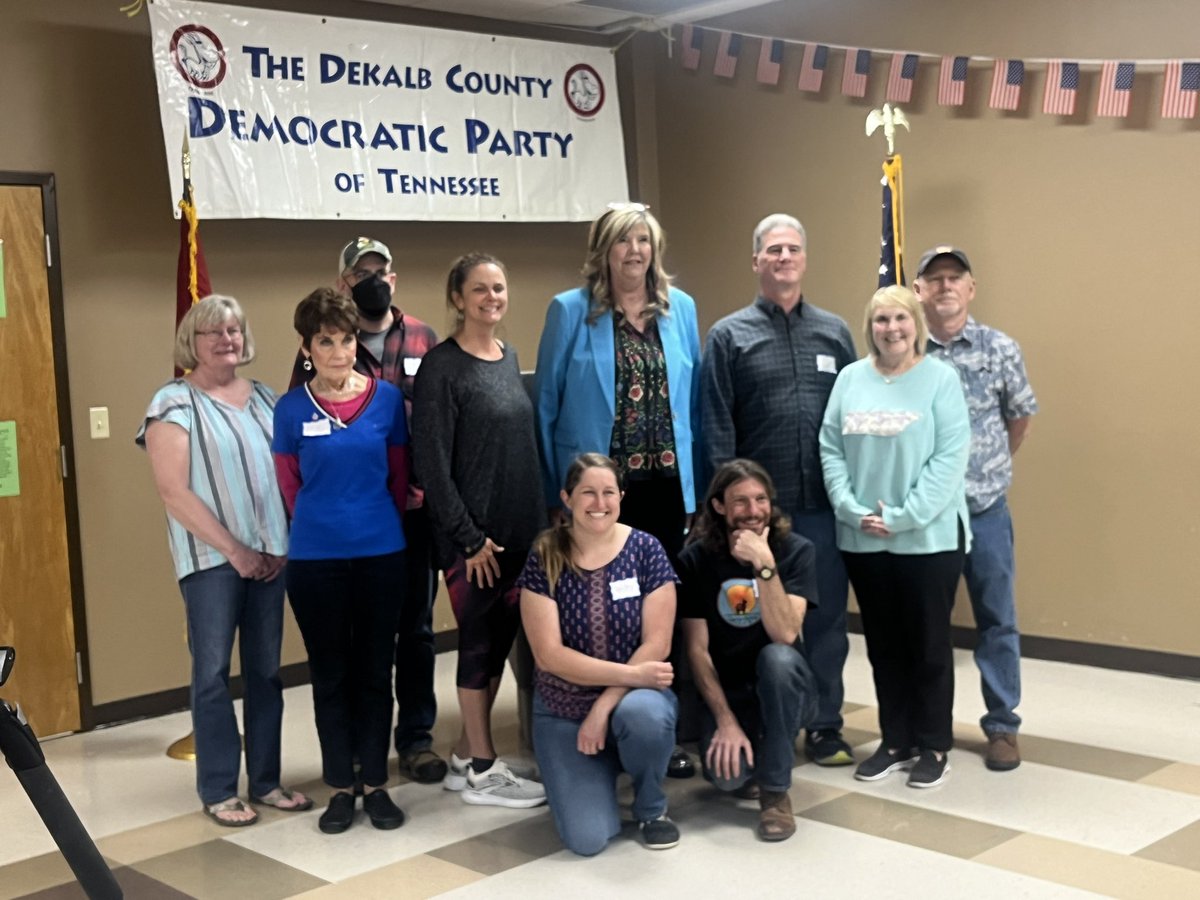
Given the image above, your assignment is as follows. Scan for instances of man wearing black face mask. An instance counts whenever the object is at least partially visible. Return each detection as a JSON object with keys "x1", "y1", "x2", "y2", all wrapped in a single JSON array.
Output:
[{"x1": 289, "y1": 236, "x2": 445, "y2": 784}]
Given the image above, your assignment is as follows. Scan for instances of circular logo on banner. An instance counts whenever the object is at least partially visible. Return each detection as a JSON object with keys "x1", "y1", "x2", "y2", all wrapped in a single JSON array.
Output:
[
  {"x1": 564, "y1": 63, "x2": 605, "y2": 117},
  {"x1": 170, "y1": 24, "x2": 227, "y2": 90},
  {"x1": 717, "y1": 578, "x2": 761, "y2": 628}
]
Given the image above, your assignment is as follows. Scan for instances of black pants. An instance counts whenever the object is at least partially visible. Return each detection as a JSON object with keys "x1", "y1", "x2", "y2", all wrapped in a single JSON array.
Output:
[
  {"x1": 843, "y1": 528, "x2": 964, "y2": 753},
  {"x1": 287, "y1": 551, "x2": 405, "y2": 788},
  {"x1": 394, "y1": 505, "x2": 437, "y2": 754}
]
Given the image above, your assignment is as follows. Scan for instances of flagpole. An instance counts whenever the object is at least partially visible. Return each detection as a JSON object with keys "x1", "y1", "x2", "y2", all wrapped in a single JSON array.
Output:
[{"x1": 866, "y1": 104, "x2": 910, "y2": 287}]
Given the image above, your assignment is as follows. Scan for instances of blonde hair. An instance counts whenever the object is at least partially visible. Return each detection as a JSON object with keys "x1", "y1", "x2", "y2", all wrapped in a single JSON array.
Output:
[
  {"x1": 580, "y1": 207, "x2": 671, "y2": 325},
  {"x1": 174, "y1": 295, "x2": 255, "y2": 370},
  {"x1": 531, "y1": 453, "x2": 623, "y2": 596},
  {"x1": 862, "y1": 284, "x2": 928, "y2": 359}
]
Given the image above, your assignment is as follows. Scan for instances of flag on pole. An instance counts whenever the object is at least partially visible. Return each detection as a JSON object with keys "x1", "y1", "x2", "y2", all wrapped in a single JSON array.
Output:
[
  {"x1": 714, "y1": 31, "x2": 741, "y2": 78},
  {"x1": 1097, "y1": 61, "x2": 1135, "y2": 117},
  {"x1": 842, "y1": 49, "x2": 871, "y2": 97},
  {"x1": 1042, "y1": 61, "x2": 1080, "y2": 115},
  {"x1": 989, "y1": 59, "x2": 1024, "y2": 110},
  {"x1": 1161, "y1": 60, "x2": 1200, "y2": 119},
  {"x1": 886, "y1": 53, "x2": 919, "y2": 103},
  {"x1": 680, "y1": 25, "x2": 703, "y2": 70},
  {"x1": 878, "y1": 155, "x2": 905, "y2": 288},
  {"x1": 176, "y1": 135, "x2": 212, "y2": 375},
  {"x1": 938, "y1": 56, "x2": 968, "y2": 106},
  {"x1": 798, "y1": 43, "x2": 828, "y2": 92},
  {"x1": 756, "y1": 38, "x2": 784, "y2": 85}
]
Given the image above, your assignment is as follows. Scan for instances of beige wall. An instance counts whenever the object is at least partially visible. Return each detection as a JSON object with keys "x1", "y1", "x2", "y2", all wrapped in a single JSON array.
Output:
[
  {"x1": 2, "y1": 0, "x2": 1196, "y2": 709},
  {"x1": 654, "y1": 1, "x2": 1200, "y2": 654}
]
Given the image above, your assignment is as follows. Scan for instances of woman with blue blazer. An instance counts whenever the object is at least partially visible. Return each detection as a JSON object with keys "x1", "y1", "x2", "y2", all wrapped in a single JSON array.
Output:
[
  {"x1": 534, "y1": 204, "x2": 702, "y2": 778},
  {"x1": 534, "y1": 205, "x2": 702, "y2": 565}
]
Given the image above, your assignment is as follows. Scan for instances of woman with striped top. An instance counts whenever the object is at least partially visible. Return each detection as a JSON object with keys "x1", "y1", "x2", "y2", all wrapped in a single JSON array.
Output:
[{"x1": 137, "y1": 295, "x2": 310, "y2": 827}]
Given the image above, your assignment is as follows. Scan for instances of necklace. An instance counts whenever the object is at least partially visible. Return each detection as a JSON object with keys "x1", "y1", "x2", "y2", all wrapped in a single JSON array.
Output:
[{"x1": 303, "y1": 382, "x2": 346, "y2": 429}]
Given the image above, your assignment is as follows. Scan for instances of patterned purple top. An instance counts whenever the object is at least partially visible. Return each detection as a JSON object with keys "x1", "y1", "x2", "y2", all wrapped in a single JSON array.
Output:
[{"x1": 517, "y1": 528, "x2": 678, "y2": 720}]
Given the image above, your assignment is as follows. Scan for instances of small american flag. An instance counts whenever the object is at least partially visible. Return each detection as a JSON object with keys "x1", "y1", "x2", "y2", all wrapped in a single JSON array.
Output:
[
  {"x1": 886, "y1": 53, "x2": 919, "y2": 103},
  {"x1": 756, "y1": 38, "x2": 784, "y2": 85},
  {"x1": 714, "y1": 31, "x2": 741, "y2": 79},
  {"x1": 1161, "y1": 60, "x2": 1200, "y2": 119},
  {"x1": 798, "y1": 43, "x2": 828, "y2": 92},
  {"x1": 938, "y1": 56, "x2": 968, "y2": 106},
  {"x1": 842, "y1": 48, "x2": 871, "y2": 97},
  {"x1": 680, "y1": 25, "x2": 703, "y2": 71},
  {"x1": 1097, "y1": 61, "x2": 1135, "y2": 117},
  {"x1": 989, "y1": 59, "x2": 1024, "y2": 110},
  {"x1": 1043, "y1": 61, "x2": 1079, "y2": 115}
]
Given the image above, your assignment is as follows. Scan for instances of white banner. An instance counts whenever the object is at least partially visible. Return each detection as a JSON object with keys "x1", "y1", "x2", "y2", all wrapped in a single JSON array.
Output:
[{"x1": 148, "y1": 0, "x2": 628, "y2": 221}]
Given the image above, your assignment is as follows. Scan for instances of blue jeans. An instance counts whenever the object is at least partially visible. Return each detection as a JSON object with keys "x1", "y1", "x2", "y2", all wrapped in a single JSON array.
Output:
[
  {"x1": 395, "y1": 506, "x2": 436, "y2": 754},
  {"x1": 965, "y1": 497, "x2": 1022, "y2": 734},
  {"x1": 533, "y1": 689, "x2": 677, "y2": 857},
  {"x1": 790, "y1": 509, "x2": 850, "y2": 732},
  {"x1": 178, "y1": 564, "x2": 285, "y2": 806},
  {"x1": 699, "y1": 643, "x2": 817, "y2": 793},
  {"x1": 287, "y1": 552, "x2": 405, "y2": 788}
]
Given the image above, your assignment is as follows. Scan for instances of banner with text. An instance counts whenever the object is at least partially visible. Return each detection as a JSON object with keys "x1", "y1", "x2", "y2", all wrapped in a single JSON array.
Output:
[{"x1": 149, "y1": 0, "x2": 628, "y2": 221}]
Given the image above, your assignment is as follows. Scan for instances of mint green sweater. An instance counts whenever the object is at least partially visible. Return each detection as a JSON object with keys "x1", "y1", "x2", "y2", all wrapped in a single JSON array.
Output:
[{"x1": 819, "y1": 355, "x2": 971, "y2": 555}]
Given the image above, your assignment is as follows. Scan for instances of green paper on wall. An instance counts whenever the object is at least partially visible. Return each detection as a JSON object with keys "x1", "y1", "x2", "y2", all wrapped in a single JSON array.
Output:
[
  {"x1": 0, "y1": 421, "x2": 19, "y2": 497},
  {"x1": 0, "y1": 240, "x2": 7, "y2": 318}
]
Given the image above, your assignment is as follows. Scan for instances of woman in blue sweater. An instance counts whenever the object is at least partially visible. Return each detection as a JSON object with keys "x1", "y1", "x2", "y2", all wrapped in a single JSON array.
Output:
[{"x1": 819, "y1": 285, "x2": 970, "y2": 789}]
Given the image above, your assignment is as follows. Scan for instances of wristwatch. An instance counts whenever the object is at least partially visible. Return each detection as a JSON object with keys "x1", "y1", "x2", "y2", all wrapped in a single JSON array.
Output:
[{"x1": 757, "y1": 565, "x2": 776, "y2": 581}]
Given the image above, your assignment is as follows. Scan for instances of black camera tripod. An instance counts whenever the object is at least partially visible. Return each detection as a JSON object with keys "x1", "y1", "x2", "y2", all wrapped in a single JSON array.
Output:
[{"x1": 0, "y1": 647, "x2": 123, "y2": 899}]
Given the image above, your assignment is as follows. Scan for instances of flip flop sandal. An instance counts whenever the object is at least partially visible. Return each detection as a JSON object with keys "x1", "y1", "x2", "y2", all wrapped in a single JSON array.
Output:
[
  {"x1": 251, "y1": 788, "x2": 314, "y2": 812},
  {"x1": 203, "y1": 797, "x2": 258, "y2": 827}
]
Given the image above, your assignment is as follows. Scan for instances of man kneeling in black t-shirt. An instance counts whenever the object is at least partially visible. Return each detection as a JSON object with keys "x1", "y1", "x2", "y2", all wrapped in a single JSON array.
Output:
[{"x1": 678, "y1": 460, "x2": 819, "y2": 842}]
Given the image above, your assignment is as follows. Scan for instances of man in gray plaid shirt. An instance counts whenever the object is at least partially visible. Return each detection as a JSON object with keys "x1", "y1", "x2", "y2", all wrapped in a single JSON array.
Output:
[
  {"x1": 914, "y1": 245, "x2": 1038, "y2": 773},
  {"x1": 701, "y1": 214, "x2": 858, "y2": 767}
]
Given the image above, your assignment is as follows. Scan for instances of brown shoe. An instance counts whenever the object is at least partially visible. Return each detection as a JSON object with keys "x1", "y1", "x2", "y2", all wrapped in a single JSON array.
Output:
[
  {"x1": 757, "y1": 790, "x2": 796, "y2": 842},
  {"x1": 733, "y1": 779, "x2": 761, "y2": 800},
  {"x1": 985, "y1": 732, "x2": 1021, "y2": 771}
]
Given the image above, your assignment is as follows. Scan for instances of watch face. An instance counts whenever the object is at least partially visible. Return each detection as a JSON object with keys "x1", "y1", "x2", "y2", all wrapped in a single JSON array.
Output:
[
  {"x1": 564, "y1": 63, "x2": 605, "y2": 117},
  {"x1": 759, "y1": 566, "x2": 775, "y2": 580}
]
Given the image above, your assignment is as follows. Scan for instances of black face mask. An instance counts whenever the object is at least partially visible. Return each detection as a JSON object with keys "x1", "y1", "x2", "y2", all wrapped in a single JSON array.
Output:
[{"x1": 351, "y1": 273, "x2": 392, "y2": 319}]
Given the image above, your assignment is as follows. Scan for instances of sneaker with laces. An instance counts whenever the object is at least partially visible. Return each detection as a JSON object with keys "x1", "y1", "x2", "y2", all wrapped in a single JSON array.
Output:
[
  {"x1": 907, "y1": 750, "x2": 950, "y2": 788},
  {"x1": 442, "y1": 752, "x2": 470, "y2": 792},
  {"x1": 854, "y1": 744, "x2": 917, "y2": 781},
  {"x1": 804, "y1": 729, "x2": 856, "y2": 766},
  {"x1": 462, "y1": 760, "x2": 547, "y2": 808},
  {"x1": 639, "y1": 814, "x2": 680, "y2": 850}
]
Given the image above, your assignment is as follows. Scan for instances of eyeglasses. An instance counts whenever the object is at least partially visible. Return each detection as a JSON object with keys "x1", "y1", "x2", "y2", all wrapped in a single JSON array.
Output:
[
  {"x1": 196, "y1": 326, "x2": 243, "y2": 339},
  {"x1": 345, "y1": 267, "x2": 389, "y2": 285}
]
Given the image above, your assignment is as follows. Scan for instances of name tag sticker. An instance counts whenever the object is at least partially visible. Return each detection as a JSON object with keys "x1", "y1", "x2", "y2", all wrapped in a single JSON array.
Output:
[
  {"x1": 816, "y1": 354, "x2": 837, "y2": 374},
  {"x1": 403, "y1": 357, "x2": 421, "y2": 376},
  {"x1": 303, "y1": 419, "x2": 332, "y2": 437},
  {"x1": 610, "y1": 577, "x2": 640, "y2": 600}
]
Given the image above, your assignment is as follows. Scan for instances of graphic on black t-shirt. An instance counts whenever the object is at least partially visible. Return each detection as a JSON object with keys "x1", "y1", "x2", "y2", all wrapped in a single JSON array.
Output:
[{"x1": 718, "y1": 578, "x2": 761, "y2": 628}]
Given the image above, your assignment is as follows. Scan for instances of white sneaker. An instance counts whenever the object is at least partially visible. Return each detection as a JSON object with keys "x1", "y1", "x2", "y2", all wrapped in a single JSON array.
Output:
[
  {"x1": 443, "y1": 752, "x2": 470, "y2": 792},
  {"x1": 462, "y1": 760, "x2": 546, "y2": 809}
]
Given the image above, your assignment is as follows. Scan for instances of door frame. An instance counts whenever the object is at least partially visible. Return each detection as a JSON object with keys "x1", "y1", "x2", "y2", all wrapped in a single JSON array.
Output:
[{"x1": 1, "y1": 171, "x2": 93, "y2": 731}]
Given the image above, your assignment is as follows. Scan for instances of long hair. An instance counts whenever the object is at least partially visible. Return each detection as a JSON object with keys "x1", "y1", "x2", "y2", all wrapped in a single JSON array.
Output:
[
  {"x1": 531, "y1": 453, "x2": 624, "y2": 596},
  {"x1": 444, "y1": 251, "x2": 506, "y2": 330},
  {"x1": 687, "y1": 458, "x2": 791, "y2": 555},
  {"x1": 580, "y1": 206, "x2": 672, "y2": 325}
]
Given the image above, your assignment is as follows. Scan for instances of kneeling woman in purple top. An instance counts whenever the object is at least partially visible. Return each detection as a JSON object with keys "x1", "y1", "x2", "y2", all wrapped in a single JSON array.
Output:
[
  {"x1": 518, "y1": 453, "x2": 681, "y2": 855},
  {"x1": 273, "y1": 288, "x2": 409, "y2": 835}
]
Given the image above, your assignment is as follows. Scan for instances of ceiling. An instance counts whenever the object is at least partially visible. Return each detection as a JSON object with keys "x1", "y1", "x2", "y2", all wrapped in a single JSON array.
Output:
[{"x1": 359, "y1": 0, "x2": 777, "y2": 33}]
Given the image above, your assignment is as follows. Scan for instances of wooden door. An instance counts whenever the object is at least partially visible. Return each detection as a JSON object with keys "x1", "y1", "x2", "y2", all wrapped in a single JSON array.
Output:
[{"x1": 0, "y1": 181, "x2": 82, "y2": 736}]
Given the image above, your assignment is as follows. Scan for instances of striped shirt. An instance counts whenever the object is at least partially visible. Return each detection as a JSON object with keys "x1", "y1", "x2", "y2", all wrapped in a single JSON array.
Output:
[{"x1": 136, "y1": 379, "x2": 289, "y2": 580}]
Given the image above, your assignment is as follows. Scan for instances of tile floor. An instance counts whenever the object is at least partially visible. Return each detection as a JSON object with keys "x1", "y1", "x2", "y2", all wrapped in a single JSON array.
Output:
[{"x1": 2, "y1": 635, "x2": 1199, "y2": 899}]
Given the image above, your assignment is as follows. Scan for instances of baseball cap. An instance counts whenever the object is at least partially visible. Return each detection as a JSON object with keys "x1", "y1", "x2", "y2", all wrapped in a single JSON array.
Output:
[
  {"x1": 915, "y1": 245, "x2": 972, "y2": 277},
  {"x1": 339, "y1": 237, "x2": 392, "y2": 273}
]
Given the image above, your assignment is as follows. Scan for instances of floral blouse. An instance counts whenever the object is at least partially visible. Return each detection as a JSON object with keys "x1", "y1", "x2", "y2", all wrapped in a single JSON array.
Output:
[{"x1": 609, "y1": 316, "x2": 678, "y2": 481}]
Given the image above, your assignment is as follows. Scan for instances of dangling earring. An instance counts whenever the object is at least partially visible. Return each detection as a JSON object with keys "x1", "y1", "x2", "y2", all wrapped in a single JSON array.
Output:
[{"x1": 303, "y1": 358, "x2": 313, "y2": 371}]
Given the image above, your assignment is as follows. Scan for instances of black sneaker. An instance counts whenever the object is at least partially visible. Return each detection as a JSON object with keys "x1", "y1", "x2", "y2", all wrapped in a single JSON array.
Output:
[
  {"x1": 666, "y1": 746, "x2": 695, "y2": 779},
  {"x1": 805, "y1": 729, "x2": 856, "y2": 766},
  {"x1": 854, "y1": 745, "x2": 917, "y2": 781},
  {"x1": 907, "y1": 750, "x2": 950, "y2": 789},
  {"x1": 639, "y1": 814, "x2": 680, "y2": 850}
]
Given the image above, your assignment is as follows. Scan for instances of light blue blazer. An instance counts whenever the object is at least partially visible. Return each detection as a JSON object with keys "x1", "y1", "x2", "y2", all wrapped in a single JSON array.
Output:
[{"x1": 534, "y1": 286, "x2": 703, "y2": 513}]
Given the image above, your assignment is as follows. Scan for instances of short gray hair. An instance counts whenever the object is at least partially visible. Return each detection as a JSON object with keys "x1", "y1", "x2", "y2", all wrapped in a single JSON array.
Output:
[
  {"x1": 752, "y1": 214, "x2": 806, "y2": 254},
  {"x1": 174, "y1": 295, "x2": 256, "y2": 370}
]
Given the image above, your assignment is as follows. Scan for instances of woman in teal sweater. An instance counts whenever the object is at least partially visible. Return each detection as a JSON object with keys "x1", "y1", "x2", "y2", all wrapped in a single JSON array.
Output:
[{"x1": 819, "y1": 285, "x2": 970, "y2": 789}]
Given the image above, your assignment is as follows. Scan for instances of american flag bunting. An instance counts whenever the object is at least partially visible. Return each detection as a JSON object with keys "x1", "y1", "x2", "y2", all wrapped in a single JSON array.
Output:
[
  {"x1": 1161, "y1": 60, "x2": 1200, "y2": 119},
  {"x1": 680, "y1": 25, "x2": 703, "y2": 71},
  {"x1": 938, "y1": 56, "x2": 968, "y2": 106},
  {"x1": 842, "y1": 48, "x2": 871, "y2": 97},
  {"x1": 1043, "y1": 61, "x2": 1079, "y2": 115},
  {"x1": 1097, "y1": 61, "x2": 1135, "y2": 117},
  {"x1": 714, "y1": 31, "x2": 741, "y2": 79},
  {"x1": 989, "y1": 59, "x2": 1024, "y2": 110},
  {"x1": 886, "y1": 53, "x2": 919, "y2": 103},
  {"x1": 798, "y1": 43, "x2": 828, "y2": 92},
  {"x1": 756, "y1": 38, "x2": 784, "y2": 85}
]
